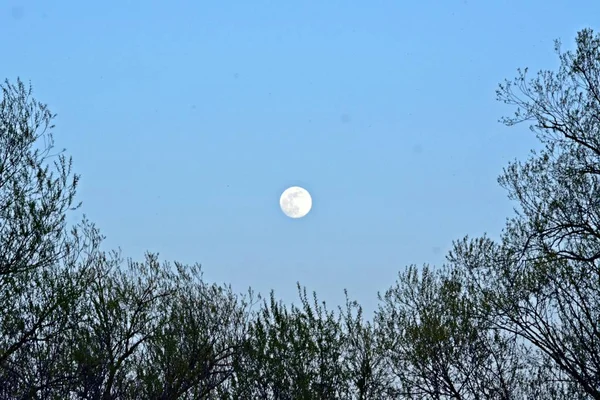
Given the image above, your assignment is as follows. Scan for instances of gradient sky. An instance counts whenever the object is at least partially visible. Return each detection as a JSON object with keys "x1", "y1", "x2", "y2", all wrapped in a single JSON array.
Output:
[{"x1": 2, "y1": 0, "x2": 598, "y2": 316}]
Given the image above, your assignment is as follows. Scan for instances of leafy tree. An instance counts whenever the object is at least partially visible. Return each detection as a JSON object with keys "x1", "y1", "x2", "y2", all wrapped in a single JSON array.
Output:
[
  {"x1": 375, "y1": 264, "x2": 532, "y2": 399},
  {"x1": 0, "y1": 79, "x2": 102, "y2": 398},
  {"x1": 222, "y1": 285, "x2": 399, "y2": 400},
  {"x1": 448, "y1": 28, "x2": 600, "y2": 399},
  {"x1": 226, "y1": 284, "x2": 349, "y2": 400},
  {"x1": 60, "y1": 252, "x2": 250, "y2": 400},
  {"x1": 129, "y1": 259, "x2": 250, "y2": 400},
  {"x1": 0, "y1": 79, "x2": 251, "y2": 399},
  {"x1": 63, "y1": 251, "x2": 177, "y2": 399},
  {"x1": 339, "y1": 290, "x2": 394, "y2": 399}
]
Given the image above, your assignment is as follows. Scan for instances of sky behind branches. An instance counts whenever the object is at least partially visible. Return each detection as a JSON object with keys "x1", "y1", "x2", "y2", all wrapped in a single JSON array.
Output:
[{"x1": 2, "y1": 0, "x2": 598, "y2": 316}]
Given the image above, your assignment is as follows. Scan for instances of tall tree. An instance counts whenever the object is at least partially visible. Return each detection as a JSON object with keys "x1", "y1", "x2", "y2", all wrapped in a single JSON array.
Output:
[
  {"x1": 448, "y1": 28, "x2": 600, "y2": 399},
  {"x1": 0, "y1": 78, "x2": 252, "y2": 399},
  {"x1": 0, "y1": 79, "x2": 102, "y2": 398}
]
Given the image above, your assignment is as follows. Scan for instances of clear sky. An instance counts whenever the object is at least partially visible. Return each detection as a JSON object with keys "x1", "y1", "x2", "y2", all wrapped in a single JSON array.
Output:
[{"x1": 2, "y1": 0, "x2": 598, "y2": 316}]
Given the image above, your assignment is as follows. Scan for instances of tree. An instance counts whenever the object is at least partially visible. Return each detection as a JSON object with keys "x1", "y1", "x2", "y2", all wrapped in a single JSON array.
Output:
[
  {"x1": 340, "y1": 289, "x2": 395, "y2": 399},
  {"x1": 57, "y1": 252, "x2": 250, "y2": 400},
  {"x1": 448, "y1": 28, "x2": 600, "y2": 399},
  {"x1": 375, "y1": 264, "x2": 533, "y2": 399},
  {"x1": 129, "y1": 259, "x2": 250, "y2": 400},
  {"x1": 62, "y1": 251, "x2": 177, "y2": 399},
  {"x1": 226, "y1": 284, "x2": 349, "y2": 399},
  {"x1": 0, "y1": 79, "x2": 102, "y2": 398},
  {"x1": 0, "y1": 79, "x2": 251, "y2": 399}
]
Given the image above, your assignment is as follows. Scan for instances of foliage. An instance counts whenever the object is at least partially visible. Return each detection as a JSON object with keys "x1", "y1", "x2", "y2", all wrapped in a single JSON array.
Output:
[
  {"x1": 224, "y1": 284, "x2": 348, "y2": 399},
  {"x1": 0, "y1": 78, "x2": 102, "y2": 398},
  {"x1": 448, "y1": 28, "x2": 600, "y2": 399},
  {"x1": 2, "y1": 27, "x2": 600, "y2": 399},
  {"x1": 375, "y1": 264, "x2": 532, "y2": 399}
]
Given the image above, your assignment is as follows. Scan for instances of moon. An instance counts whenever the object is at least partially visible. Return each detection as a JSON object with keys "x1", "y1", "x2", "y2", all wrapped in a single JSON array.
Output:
[{"x1": 279, "y1": 186, "x2": 312, "y2": 218}]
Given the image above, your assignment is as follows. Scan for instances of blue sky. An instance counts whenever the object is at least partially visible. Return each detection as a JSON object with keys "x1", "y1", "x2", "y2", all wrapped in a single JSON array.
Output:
[{"x1": 2, "y1": 0, "x2": 597, "y2": 315}]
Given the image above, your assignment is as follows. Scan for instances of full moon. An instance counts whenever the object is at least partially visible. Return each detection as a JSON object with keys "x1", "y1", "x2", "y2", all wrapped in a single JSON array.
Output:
[{"x1": 279, "y1": 186, "x2": 312, "y2": 218}]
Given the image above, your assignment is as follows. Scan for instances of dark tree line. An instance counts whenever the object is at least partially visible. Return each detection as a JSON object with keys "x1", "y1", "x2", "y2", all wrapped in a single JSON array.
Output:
[{"x1": 1, "y1": 28, "x2": 599, "y2": 399}]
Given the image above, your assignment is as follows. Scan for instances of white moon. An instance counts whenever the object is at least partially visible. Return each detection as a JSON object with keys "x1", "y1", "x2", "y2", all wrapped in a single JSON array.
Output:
[{"x1": 279, "y1": 186, "x2": 312, "y2": 218}]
